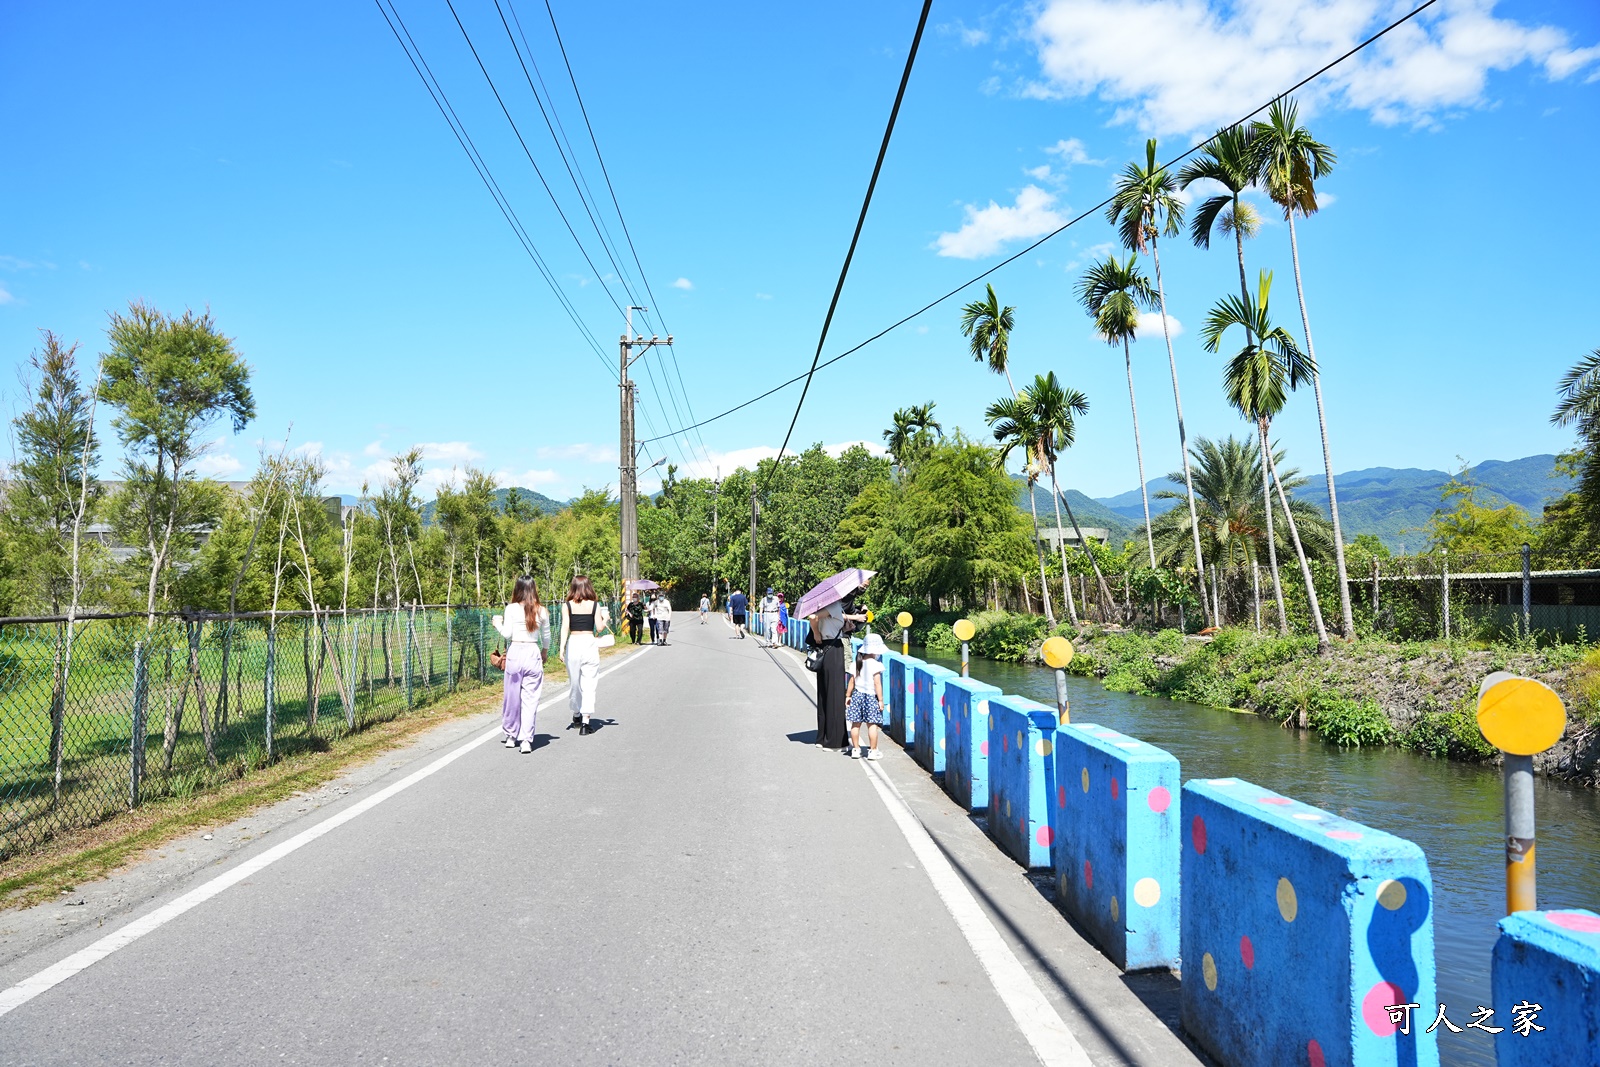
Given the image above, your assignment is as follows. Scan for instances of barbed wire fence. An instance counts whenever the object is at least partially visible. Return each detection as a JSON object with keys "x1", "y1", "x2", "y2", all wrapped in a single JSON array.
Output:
[{"x1": 0, "y1": 604, "x2": 502, "y2": 861}]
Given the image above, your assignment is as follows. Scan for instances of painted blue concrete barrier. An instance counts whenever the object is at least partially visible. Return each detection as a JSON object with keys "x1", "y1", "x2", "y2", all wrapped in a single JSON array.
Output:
[
  {"x1": 1052, "y1": 723, "x2": 1181, "y2": 972},
  {"x1": 912, "y1": 663, "x2": 960, "y2": 774},
  {"x1": 986, "y1": 695, "x2": 1057, "y2": 868},
  {"x1": 1181, "y1": 778, "x2": 1439, "y2": 1067},
  {"x1": 1493, "y1": 908, "x2": 1600, "y2": 1065},
  {"x1": 942, "y1": 676, "x2": 1003, "y2": 813},
  {"x1": 878, "y1": 650, "x2": 907, "y2": 728}
]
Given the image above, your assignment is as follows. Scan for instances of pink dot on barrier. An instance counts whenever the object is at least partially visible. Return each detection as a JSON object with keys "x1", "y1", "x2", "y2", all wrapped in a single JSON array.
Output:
[
  {"x1": 1326, "y1": 830, "x2": 1362, "y2": 841},
  {"x1": 1239, "y1": 934, "x2": 1255, "y2": 969},
  {"x1": 1037, "y1": 825, "x2": 1053, "y2": 847},
  {"x1": 1084, "y1": 860, "x2": 1093, "y2": 888},
  {"x1": 1003, "y1": 733, "x2": 1009, "y2": 753},
  {"x1": 1307, "y1": 1039, "x2": 1325, "y2": 1067},
  {"x1": 1148, "y1": 786, "x2": 1171, "y2": 814},
  {"x1": 1111, "y1": 777, "x2": 1120, "y2": 800},
  {"x1": 1548, "y1": 911, "x2": 1600, "y2": 933},
  {"x1": 1361, "y1": 981, "x2": 1407, "y2": 1036},
  {"x1": 1058, "y1": 784, "x2": 1067, "y2": 809},
  {"x1": 1192, "y1": 815, "x2": 1208, "y2": 854},
  {"x1": 1258, "y1": 797, "x2": 1292, "y2": 806},
  {"x1": 980, "y1": 740, "x2": 989, "y2": 756},
  {"x1": 1019, "y1": 815, "x2": 1026, "y2": 838}
]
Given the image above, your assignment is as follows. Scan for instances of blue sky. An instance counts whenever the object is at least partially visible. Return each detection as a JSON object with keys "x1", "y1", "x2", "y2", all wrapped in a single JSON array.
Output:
[{"x1": 3, "y1": 0, "x2": 1598, "y2": 501}]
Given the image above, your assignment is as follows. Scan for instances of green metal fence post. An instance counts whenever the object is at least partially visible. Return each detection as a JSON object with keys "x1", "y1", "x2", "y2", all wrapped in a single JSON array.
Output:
[
  {"x1": 478, "y1": 613, "x2": 486, "y2": 683},
  {"x1": 346, "y1": 615, "x2": 360, "y2": 728},
  {"x1": 446, "y1": 607, "x2": 454, "y2": 693},
  {"x1": 405, "y1": 606, "x2": 415, "y2": 709},
  {"x1": 130, "y1": 641, "x2": 148, "y2": 808},
  {"x1": 264, "y1": 623, "x2": 277, "y2": 762}
]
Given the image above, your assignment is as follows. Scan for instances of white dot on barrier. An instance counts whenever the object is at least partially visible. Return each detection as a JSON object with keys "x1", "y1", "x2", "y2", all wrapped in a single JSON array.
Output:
[{"x1": 1133, "y1": 877, "x2": 1161, "y2": 907}]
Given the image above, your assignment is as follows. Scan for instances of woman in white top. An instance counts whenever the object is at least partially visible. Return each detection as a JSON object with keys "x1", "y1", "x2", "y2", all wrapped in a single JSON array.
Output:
[
  {"x1": 560, "y1": 575, "x2": 611, "y2": 735},
  {"x1": 492, "y1": 576, "x2": 551, "y2": 754},
  {"x1": 845, "y1": 632, "x2": 888, "y2": 759},
  {"x1": 806, "y1": 590, "x2": 870, "y2": 750},
  {"x1": 651, "y1": 594, "x2": 673, "y2": 645}
]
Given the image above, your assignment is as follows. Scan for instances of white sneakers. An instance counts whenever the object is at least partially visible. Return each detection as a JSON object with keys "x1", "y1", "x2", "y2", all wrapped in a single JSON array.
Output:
[
  {"x1": 519, "y1": 740, "x2": 532, "y2": 754},
  {"x1": 502, "y1": 735, "x2": 516, "y2": 748},
  {"x1": 866, "y1": 749, "x2": 882, "y2": 761},
  {"x1": 848, "y1": 746, "x2": 883, "y2": 761}
]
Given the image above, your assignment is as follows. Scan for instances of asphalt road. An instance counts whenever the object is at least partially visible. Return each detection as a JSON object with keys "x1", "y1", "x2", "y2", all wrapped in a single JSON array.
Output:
[{"x1": 0, "y1": 616, "x2": 1205, "y2": 1066}]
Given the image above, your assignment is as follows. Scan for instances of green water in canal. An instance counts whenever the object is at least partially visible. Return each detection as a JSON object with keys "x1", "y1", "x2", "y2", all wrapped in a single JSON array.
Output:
[{"x1": 921, "y1": 652, "x2": 1600, "y2": 1067}]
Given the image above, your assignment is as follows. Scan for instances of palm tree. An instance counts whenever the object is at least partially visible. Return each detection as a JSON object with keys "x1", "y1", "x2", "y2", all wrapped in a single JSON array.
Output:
[
  {"x1": 883, "y1": 408, "x2": 917, "y2": 473},
  {"x1": 908, "y1": 401, "x2": 943, "y2": 442},
  {"x1": 1076, "y1": 254, "x2": 1159, "y2": 569},
  {"x1": 1027, "y1": 372, "x2": 1116, "y2": 619},
  {"x1": 1203, "y1": 270, "x2": 1329, "y2": 653},
  {"x1": 1178, "y1": 124, "x2": 1261, "y2": 308},
  {"x1": 1553, "y1": 350, "x2": 1600, "y2": 537},
  {"x1": 1108, "y1": 138, "x2": 1211, "y2": 626},
  {"x1": 963, "y1": 288, "x2": 1053, "y2": 622},
  {"x1": 961, "y1": 285, "x2": 1018, "y2": 394},
  {"x1": 1251, "y1": 97, "x2": 1352, "y2": 640},
  {"x1": 986, "y1": 394, "x2": 1066, "y2": 625}
]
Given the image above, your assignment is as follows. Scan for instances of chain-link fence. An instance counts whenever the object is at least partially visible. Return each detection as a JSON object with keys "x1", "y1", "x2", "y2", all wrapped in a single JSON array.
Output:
[{"x1": 0, "y1": 605, "x2": 500, "y2": 861}]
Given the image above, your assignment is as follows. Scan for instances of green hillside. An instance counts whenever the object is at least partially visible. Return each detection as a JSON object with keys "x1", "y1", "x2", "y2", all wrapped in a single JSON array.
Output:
[
  {"x1": 1015, "y1": 479, "x2": 1137, "y2": 550},
  {"x1": 420, "y1": 487, "x2": 568, "y2": 525}
]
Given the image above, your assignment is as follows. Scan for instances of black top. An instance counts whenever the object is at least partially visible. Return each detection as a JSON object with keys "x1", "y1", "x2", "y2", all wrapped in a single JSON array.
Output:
[{"x1": 569, "y1": 602, "x2": 597, "y2": 632}]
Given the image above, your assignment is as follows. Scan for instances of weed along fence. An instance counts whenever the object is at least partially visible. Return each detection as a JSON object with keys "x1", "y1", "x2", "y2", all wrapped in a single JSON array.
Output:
[
  {"x1": 854, "y1": 639, "x2": 1600, "y2": 1066},
  {"x1": 0, "y1": 605, "x2": 500, "y2": 860}
]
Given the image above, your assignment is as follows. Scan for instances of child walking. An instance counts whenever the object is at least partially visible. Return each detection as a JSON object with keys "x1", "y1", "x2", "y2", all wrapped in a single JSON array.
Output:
[{"x1": 844, "y1": 632, "x2": 888, "y2": 760}]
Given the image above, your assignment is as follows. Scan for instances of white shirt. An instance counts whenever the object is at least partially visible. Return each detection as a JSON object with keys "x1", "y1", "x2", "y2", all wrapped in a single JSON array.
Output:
[
  {"x1": 854, "y1": 656, "x2": 883, "y2": 694},
  {"x1": 814, "y1": 601, "x2": 846, "y2": 641},
  {"x1": 700, "y1": 597, "x2": 710, "y2": 611},
  {"x1": 652, "y1": 599, "x2": 673, "y2": 621},
  {"x1": 760, "y1": 594, "x2": 779, "y2": 614},
  {"x1": 493, "y1": 603, "x2": 550, "y2": 645}
]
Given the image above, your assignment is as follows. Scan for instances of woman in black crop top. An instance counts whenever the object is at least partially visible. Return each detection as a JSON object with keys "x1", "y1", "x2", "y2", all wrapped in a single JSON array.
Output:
[{"x1": 560, "y1": 575, "x2": 610, "y2": 735}]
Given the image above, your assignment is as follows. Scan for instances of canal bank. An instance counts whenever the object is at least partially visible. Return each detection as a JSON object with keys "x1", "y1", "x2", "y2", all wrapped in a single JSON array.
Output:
[{"x1": 922, "y1": 648, "x2": 1600, "y2": 1067}]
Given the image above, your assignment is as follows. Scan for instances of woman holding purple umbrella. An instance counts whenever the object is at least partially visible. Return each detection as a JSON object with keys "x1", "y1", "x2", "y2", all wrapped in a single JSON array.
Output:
[
  {"x1": 807, "y1": 577, "x2": 870, "y2": 751},
  {"x1": 492, "y1": 576, "x2": 550, "y2": 754}
]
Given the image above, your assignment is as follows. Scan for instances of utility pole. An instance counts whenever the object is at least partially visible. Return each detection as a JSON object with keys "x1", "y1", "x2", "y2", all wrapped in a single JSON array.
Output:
[
  {"x1": 749, "y1": 488, "x2": 758, "y2": 597},
  {"x1": 710, "y1": 468, "x2": 721, "y2": 610},
  {"x1": 618, "y1": 306, "x2": 671, "y2": 590}
]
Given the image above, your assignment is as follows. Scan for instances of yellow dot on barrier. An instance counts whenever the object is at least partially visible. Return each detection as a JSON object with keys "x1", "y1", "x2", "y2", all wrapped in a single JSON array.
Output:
[
  {"x1": 1016, "y1": 730, "x2": 1024, "y2": 751},
  {"x1": 1081, "y1": 767, "x2": 1090, "y2": 793},
  {"x1": 988, "y1": 713, "x2": 995, "y2": 731},
  {"x1": 1037, "y1": 737, "x2": 1052, "y2": 758},
  {"x1": 1277, "y1": 877, "x2": 1298, "y2": 922},
  {"x1": 1110, "y1": 896, "x2": 1119, "y2": 923},
  {"x1": 952, "y1": 619, "x2": 976, "y2": 642},
  {"x1": 1041, "y1": 636, "x2": 1074, "y2": 669},
  {"x1": 1202, "y1": 952, "x2": 1218, "y2": 991},
  {"x1": 1377, "y1": 879, "x2": 1407, "y2": 911},
  {"x1": 1477, "y1": 675, "x2": 1566, "y2": 755},
  {"x1": 1134, "y1": 877, "x2": 1162, "y2": 907},
  {"x1": 896, "y1": 611, "x2": 913, "y2": 628}
]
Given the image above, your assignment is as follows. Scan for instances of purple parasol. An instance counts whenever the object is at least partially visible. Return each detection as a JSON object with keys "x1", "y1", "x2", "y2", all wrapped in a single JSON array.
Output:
[
  {"x1": 626, "y1": 579, "x2": 661, "y2": 591},
  {"x1": 795, "y1": 568, "x2": 876, "y2": 620}
]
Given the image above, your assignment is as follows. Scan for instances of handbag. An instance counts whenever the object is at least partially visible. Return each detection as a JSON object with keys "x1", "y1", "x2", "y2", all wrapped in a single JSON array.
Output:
[
  {"x1": 490, "y1": 648, "x2": 506, "y2": 671},
  {"x1": 804, "y1": 647, "x2": 824, "y2": 672},
  {"x1": 596, "y1": 607, "x2": 617, "y2": 648}
]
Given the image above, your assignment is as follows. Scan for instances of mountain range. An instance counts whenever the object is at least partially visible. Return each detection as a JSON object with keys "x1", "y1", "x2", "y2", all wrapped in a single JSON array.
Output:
[{"x1": 1084, "y1": 454, "x2": 1572, "y2": 552}]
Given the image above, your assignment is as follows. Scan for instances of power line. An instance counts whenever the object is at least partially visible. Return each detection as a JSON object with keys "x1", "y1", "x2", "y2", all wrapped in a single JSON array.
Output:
[
  {"x1": 762, "y1": 0, "x2": 934, "y2": 491},
  {"x1": 373, "y1": 0, "x2": 616, "y2": 381},
  {"x1": 643, "y1": 0, "x2": 1444, "y2": 454}
]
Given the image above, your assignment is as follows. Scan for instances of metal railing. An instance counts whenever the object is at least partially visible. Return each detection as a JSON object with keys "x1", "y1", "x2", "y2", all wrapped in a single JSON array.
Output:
[{"x1": 0, "y1": 605, "x2": 499, "y2": 860}]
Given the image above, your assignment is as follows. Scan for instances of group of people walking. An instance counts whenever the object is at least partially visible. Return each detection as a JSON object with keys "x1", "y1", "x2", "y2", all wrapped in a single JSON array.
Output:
[
  {"x1": 721, "y1": 587, "x2": 789, "y2": 646},
  {"x1": 493, "y1": 574, "x2": 611, "y2": 752},
  {"x1": 624, "y1": 592, "x2": 673, "y2": 646}
]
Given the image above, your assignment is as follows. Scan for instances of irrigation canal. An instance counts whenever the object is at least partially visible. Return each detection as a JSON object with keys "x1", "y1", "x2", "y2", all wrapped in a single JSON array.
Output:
[{"x1": 928, "y1": 651, "x2": 1600, "y2": 1067}]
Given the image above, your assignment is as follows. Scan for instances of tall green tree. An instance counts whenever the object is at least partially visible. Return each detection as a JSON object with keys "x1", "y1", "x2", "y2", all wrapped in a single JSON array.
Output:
[
  {"x1": 1026, "y1": 373, "x2": 1116, "y2": 619},
  {"x1": 1204, "y1": 271, "x2": 1329, "y2": 652},
  {"x1": 1251, "y1": 97, "x2": 1353, "y2": 639},
  {"x1": 1108, "y1": 139, "x2": 1211, "y2": 625},
  {"x1": 1076, "y1": 255, "x2": 1159, "y2": 568},
  {"x1": 102, "y1": 302, "x2": 255, "y2": 623},
  {"x1": 960, "y1": 287, "x2": 1053, "y2": 621},
  {"x1": 986, "y1": 394, "x2": 1064, "y2": 624},
  {"x1": 1552, "y1": 349, "x2": 1600, "y2": 543},
  {"x1": 1179, "y1": 124, "x2": 1262, "y2": 308}
]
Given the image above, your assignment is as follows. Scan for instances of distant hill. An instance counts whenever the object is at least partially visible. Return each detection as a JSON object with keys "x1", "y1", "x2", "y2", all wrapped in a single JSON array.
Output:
[
  {"x1": 1090, "y1": 455, "x2": 1573, "y2": 552},
  {"x1": 419, "y1": 487, "x2": 569, "y2": 525},
  {"x1": 1015, "y1": 479, "x2": 1137, "y2": 550}
]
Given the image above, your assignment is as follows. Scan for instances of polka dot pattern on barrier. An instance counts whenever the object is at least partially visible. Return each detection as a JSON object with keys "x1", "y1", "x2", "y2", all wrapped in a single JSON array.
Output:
[
  {"x1": 1327, "y1": 829, "x2": 1362, "y2": 841},
  {"x1": 980, "y1": 740, "x2": 988, "y2": 756},
  {"x1": 1547, "y1": 910, "x2": 1600, "y2": 933},
  {"x1": 1239, "y1": 934, "x2": 1255, "y2": 969},
  {"x1": 1361, "y1": 981, "x2": 1407, "y2": 1036},
  {"x1": 1111, "y1": 777, "x2": 1120, "y2": 801},
  {"x1": 1081, "y1": 767, "x2": 1090, "y2": 793},
  {"x1": 1133, "y1": 877, "x2": 1161, "y2": 907},
  {"x1": 1084, "y1": 860, "x2": 1093, "y2": 888},
  {"x1": 1036, "y1": 825, "x2": 1053, "y2": 847},
  {"x1": 1037, "y1": 737, "x2": 1052, "y2": 757},
  {"x1": 1277, "y1": 878, "x2": 1298, "y2": 922},
  {"x1": 1057, "y1": 784, "x2": 1066, "y2": 809},
  {"x1": 1377, "y1": 880, "x2": 1407, "y2": 911},
  {"x1": 1201, "y1": 952, "x2": 1217, "y2": 991},
  {"x1": 1110, "y1": 896, "x2": 1119, "y2": 923},
  {"x1": 1148, "y1": 785, "x2": 1171, "y2": 814},
  {"x1": 1191, "y1": 815, "x2": 1208, "y2": 854},
  {"x1": 1307, "y1": 1039, "x2": 1326, "y2": 1067}
]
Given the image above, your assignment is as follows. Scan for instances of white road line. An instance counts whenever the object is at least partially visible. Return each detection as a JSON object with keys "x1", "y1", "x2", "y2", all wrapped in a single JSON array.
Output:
[
  {"x1": 0, "y1": 647, "x2": 653, "y2": 1020},
  {"x1": 862, "y1": 760, "x2": 1093, "y2": 1067}
]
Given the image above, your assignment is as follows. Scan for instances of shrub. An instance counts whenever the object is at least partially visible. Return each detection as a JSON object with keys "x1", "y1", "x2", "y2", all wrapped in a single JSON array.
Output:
[
  {"x1": 1401, "y1": 700, "x2": 1496, "y2": 761},
  {"x1": 924, "y1": 622, "x2": 958, "y2": 656},
  {"x1": 1307, "y1": 696, "x2": 1395, "y2": 748}
]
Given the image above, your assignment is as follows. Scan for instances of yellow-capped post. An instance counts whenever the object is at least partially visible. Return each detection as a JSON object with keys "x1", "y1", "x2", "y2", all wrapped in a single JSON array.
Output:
[
  {"x1": 1477, "y1": 671, "x2": 1566, "y2": 914},
  {"x1": 952, "y1": 619, "x2": 975, "y2": 677},
  {"x1": 897, "y1": 611, "x2": 912, "y2": 656},
  {"x1": 1041, "y1": 636, "x2": 1074, "y2": 724}
]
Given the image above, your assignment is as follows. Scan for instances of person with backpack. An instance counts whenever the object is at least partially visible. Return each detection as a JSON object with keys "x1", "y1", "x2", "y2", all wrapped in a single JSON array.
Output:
[
  {"x1": 845, "y1": 632, "x2": 888, "y2": 760},
  {"x1": 728, "y1": 588, "x2": 748, "y2": 638},
  {"x1": 491, "y1": 575, "x2": 550, "y2": 754}
]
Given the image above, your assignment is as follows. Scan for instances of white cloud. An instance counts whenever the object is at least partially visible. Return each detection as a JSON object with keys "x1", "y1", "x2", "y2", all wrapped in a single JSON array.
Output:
[
  {"x1": 672, "y1": 277, "x2": 693, "y2": 290},
  {"x1": 1025, "y1": 164, "x2": 1056, "y2": 181},
  {"x1": 537, "y1": 442, "x2": 617, "y2": 463},
  {"x1": 1136, "y1": 310, "x2": 1183, "y2": 339},
  {"x1": 0, "y1": 284, "x2": 13, "y2": 306},
  {"x1": 196, "y1": 450, "x2": 244, "y2": 477},
  {"x1": 1065, "y1": 240, "x2": 1116, "y2": 272},
  {"x1": 1026, "y1": 0, "x2": 1600, "y2": 134},
  {"x1": 939, "y1": 19, "x2": 989, "y2": 46},
  {"x1": 671, "y1": 440, "x2": 888, "y2": 482},
  {"x1": 935, "y1": 185, "x2": 1066, "y2": 259},
  {"x1": 495, "y1": 468, "x2": 563, "y2": 489},
  {"x1": 362, "y1": 439, "x2": 386, "y2": 457},
  {"x1": 1044, "y1": 137, "x2": 1103, "y2": 166}
]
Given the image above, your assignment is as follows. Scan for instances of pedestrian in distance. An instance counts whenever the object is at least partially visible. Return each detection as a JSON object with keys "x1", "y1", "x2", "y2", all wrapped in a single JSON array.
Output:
[
  {"x1": 776, "y1": 594, "x2": 789, "y2": 647},
  {"x1": 729, "y1": 588, "x2": 748, "y2": 638},
  {"x1": 759, "y1": 587, "x2": 780, "y2": 648},
  {"x1": 492, "y1": 575, "x2": 551, "y2": 754},
  {"x1": 652, "y1": 593, "x2": 673, "y2": 645},
  {"x1": 625, "y1": 593, "x2": 645, "y2": 645},
  {"x1": 807, "y1": 585, "x2": 870, "y2": 750},
  {"x1": 647, "y1": 594, "x2": 660, "y2": 645},
  {"x1": 699, "y1": 593, "x2": 710, "y2": 624},
  {"x1": 845, "y1": 632, "x2": 888, "y2": 760},
  {"x1": 560, "y1": 575, "x2": 610, "y2": 736}
]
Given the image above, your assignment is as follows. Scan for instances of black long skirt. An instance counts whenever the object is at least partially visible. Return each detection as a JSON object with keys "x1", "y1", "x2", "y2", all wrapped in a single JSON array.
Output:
[{"x1": 816, "y1": 640, "x2": 848, "y2": 748}]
